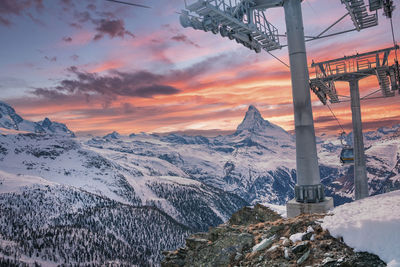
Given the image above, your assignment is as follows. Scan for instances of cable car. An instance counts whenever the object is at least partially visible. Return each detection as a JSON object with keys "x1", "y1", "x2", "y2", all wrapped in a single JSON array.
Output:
[{"x1": 340, "y1": 146, "x2": 354, "y2": 164}]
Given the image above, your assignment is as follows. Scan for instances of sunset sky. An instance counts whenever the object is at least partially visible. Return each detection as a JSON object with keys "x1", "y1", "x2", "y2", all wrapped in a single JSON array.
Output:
[{"x1": 0, "y1": 0, "x2": 399, "y2": 136}]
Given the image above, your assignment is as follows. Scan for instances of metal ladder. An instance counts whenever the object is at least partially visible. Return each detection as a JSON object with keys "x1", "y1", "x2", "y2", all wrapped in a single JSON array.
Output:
[
  {"x1": 341, "y1": 0, "x2": 378, "y2": 30},
  {"x1": 310, "y1": 79, "x2": 340, "y2": 104},
  {"x1": 376, "y1": 67, "x2": 395, "y2": 97}
]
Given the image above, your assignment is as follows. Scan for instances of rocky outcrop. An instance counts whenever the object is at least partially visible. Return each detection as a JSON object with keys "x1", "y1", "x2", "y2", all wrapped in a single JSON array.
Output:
[{"x1": 161, "y1": 205, "x2": 386, "y2": 267}]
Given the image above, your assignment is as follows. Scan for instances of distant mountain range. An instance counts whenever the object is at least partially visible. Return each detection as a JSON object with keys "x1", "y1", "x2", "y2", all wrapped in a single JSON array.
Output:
[
  {"x1": 0, "y1": 101, "x2": 75, "y2": 137},
  {"x1": 0, "y1": 100, "x2": 399, "y2": 266}
]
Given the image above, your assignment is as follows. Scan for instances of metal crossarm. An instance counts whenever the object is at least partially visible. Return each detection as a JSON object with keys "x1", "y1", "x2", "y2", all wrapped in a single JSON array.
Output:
[
  {"x1": 341, "y1": 0, "x2": 378, "y2": 30},
  {"x1": 310, "y1": 46, "x2": 399, "y2": 104},
  {"x1": 180, "y1": 0, "x2": 281, "y2": 52}
]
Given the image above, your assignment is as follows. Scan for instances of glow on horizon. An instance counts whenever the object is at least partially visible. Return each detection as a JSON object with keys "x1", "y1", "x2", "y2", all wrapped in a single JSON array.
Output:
[{"x1": 0, "y1": 0, "x2": 399, "y2": 136}]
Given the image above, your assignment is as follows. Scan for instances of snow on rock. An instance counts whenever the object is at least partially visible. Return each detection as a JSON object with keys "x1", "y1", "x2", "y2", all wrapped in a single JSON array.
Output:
[
  {"x1": 103, "y1": 131, "x2": 121, "y2": 140},
  {"x1": 38, "y1": 117, "x2": 75, "y2": 137},
  {"x1": 252, "y1": 235, "x2": 275, "y2": 252},
  {"x1": 235, "y1": 105, "x2": 290, "y2": 138},
  {"x1": 0, "y1": 101, "x2": 75, "y2": 136},
  {"x1": 261, "y1": 203, "x2": 287, "y2": 218},
  {"x1": 322, "y1": 190, "x2": 400, "y2": 266},
  {"x1": 289, "y1": 226, "x2": 314, "y2": 243}
]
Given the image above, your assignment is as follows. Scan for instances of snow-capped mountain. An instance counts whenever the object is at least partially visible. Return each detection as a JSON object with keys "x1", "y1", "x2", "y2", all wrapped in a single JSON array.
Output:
[
  {"x1": 38, "y1": 117, "x2": 76, "y2": 137},
  {"x1": 103, "y1": 131, "x2": 121, "y2": 140},
  {"x1": 236, "y1": 105, "x2": 290, "y2": 137},
  {"x1": 0, "y1": 101, "x2": 399, "y2": 265},
  {"x1": 0, "y1": 101, "x2": 74, "y2": 137}
]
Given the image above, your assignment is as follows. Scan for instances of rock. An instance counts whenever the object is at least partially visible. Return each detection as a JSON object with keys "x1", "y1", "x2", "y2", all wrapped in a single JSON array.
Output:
[
  {"x1": 324, "y1": 253, "x2": 334, "y2": 258},
  {"x1": 252, "y1": 235, "x2": 276, "y2": 252},
  {"x1": 322, "y1": 257, "x2": 336, "y2": 265},
  {"x1": 281, "y1": 237, "x2": 291, "y2": 247},
  {"x1": 185, "y1": 237, "x2": 208, "y2": 250},
  {"x1": 284, "y1": 247, "x2": 291, "y2": 260},
  {"x1": 297, "y1": 249, "x2": 310, "y2": 265},
  {"x1": 292, "y1": 241, "x2": 309, "y2": 254},
  {"x1": 162, "y1": 212, "x2": 387, "y2": 267},
  {"x1": 302, "y1": 232, "x2": 314, "y2": 241},
  {"x1": 267, "y1": 245, "x2": 279, "y2": 253},
  {"x1": 310, "y1": 234, "x2": 315, "y2": 241},
  {"x1": 209, "y1": 226, "x2": 231, "y2": 242},
  {"x1": 234, "y1": 252, "x2": 242, "y2": 261},
  {"x1": 228, "y1": 204, "x2": 281, "y2": 226},
  {"x1": 342, "y1": 252, "x2": 386, "y2": 267},
  {"x1": 184, "y1": 231, "x2": 253, "y2": 267}
]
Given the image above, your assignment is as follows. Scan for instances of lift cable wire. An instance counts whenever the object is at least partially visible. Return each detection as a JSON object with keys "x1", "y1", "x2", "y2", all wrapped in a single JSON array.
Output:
[
  {"x1": 325, "y1": 103, "x2": 345, "y2": 134},
  {"x1": 104, "y1": 0, "x2": 151, "y2": 9},
  {"x1": 360, "y1": 88, "x2": 382, "y2": 100},
  {"x1": 266, "y1": 51, "x2": 290, "y2": 68},
  {"x1": 390, "y1": 16, "x2": 398, "y2": 62}
]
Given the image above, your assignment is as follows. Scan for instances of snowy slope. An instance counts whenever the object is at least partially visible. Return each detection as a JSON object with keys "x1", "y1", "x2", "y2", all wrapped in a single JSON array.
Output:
[
  {"x1": 0, "y1": 170, "x2": 54, "y2": 193},
  {"x1": 0, "y1": 132, "x2": 247, "y2": 231},
  {"x1": 1, "y1": 101, "x2": 400, "y2": 265},
  {"x1": 0, "y1": 170, "x2": 191, "y2": 266},
  {"x1": 322, "y1": 190, "x2": 400, "y2": 267},
  {"x1": 81, "y1": 105, "x2": 400, "y2": 206}
]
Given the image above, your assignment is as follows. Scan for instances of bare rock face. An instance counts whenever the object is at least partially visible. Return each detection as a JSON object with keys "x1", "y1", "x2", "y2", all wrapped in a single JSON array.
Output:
[
  {"x1": 228, "y1": 203, "x2": 282, "y2": 226},
  {"x1": 161, "y1": 205, "x2": 387, "y2": 267}
]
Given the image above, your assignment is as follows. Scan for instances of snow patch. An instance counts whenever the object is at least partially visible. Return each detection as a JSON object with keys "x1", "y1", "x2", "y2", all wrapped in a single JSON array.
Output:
[
  {"x1": 261, "y1": 203, "x2": 287, "y2": 218},
  {"x1": 0, "y1": 170, "x2": 55, "y2": 193},
  {"x1": 322, "y1": 190, "x2": 400, "y2": 265}
]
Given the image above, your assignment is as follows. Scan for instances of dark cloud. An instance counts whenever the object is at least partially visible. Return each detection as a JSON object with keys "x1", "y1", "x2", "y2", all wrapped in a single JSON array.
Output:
[
  {"x1": 61, "y1": 0, "x2": 73, "y2": 5},
  {"x1": 76, "y1": 10, "x2": 92, "y2": 23},
  {"x1": 93, "y1": 19, "x2": 134, "y2": 41},
  {"x1": 62, "y1": 36, "x2": 72, "y2": 42},
  {"x1": 44, "y1": 56, "x2": 57, "y2": 62},
  {"x1": 33, "y1": 88, "x2": 69, "y2": 100},
  {"x1": 171, "y1": 34, "x2": 200, "y2": 48},
  {"x1": 87, "y1": 4, "x2": 96, "y2": 11},
  {"x1": 132, "y1": 85, "x2": 180, "y2": 98},
  {"x1": 314, "y1": 115, "x2": 336, "y2": 124},
  {"x1": 31, "y1": 67, "x2": 181, "y2": 102},
  {"x1": 69, "y1": 22, "x2": 81, "y2": 29},
  {"x1": 0, "y1": 0, "x2": 43, "y2": 26},
  {"x1": 70, "y1": 9, "x2": 133, "y2": 41},
  {"x1": 70, "y1": 54, "x2": 79, "y2": 61}
]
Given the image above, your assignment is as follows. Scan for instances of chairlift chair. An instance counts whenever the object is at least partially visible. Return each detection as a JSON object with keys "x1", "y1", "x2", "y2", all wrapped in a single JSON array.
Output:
[
  {"x1": 340, "y1": 146, "x2": 354, "y2": 164},
  {"x1": 339, "y1": 131, "x2": 354, "y2": 165}
]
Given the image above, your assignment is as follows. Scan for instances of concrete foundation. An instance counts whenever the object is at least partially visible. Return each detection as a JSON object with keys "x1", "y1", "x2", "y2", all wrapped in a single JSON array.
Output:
[{"x1": 286, "y1": 197, "x2": 334, "y2": 218}]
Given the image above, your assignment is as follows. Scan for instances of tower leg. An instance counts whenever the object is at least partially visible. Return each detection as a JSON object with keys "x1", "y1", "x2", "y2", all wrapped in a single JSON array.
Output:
[
  {"x1": 284, "y1": 0, "x2": 333, "y2": 217},
  {"x1": 349, "y1": 79, "x2": 369, "y2": 200}
]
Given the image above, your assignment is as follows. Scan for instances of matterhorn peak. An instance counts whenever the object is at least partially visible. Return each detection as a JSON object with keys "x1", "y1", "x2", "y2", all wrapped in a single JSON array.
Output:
[{"x1": 236, "y1": 105, "x2": 271, "y2": 133}]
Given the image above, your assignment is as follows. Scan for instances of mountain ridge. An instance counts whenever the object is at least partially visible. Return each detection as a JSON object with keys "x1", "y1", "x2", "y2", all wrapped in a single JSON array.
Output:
[
  {"x1": 0, "y1": 101, "x2": 75, "y2": 137},
  {"x1": 0, "y1": 101, "x2": 399, "y2": 265}
]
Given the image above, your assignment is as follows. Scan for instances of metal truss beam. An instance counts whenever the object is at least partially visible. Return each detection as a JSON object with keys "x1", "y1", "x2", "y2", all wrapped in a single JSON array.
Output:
[
  {"x1": 310, "y1": 46, "x2": 399, "y2": 100},
  {"x1": 180, "y1": 0, "x2": 281, "y2": 52}
]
